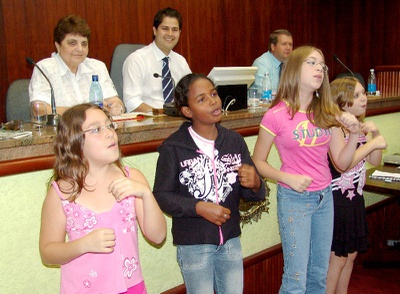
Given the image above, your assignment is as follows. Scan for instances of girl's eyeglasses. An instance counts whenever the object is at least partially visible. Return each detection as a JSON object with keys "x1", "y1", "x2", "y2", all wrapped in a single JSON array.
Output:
[
  {"x1": 83, "y1": 122, "x2": 117, "y2": 135},
  {"x1": 304, "y1": 58, "x2": 329, "y2": 73}
]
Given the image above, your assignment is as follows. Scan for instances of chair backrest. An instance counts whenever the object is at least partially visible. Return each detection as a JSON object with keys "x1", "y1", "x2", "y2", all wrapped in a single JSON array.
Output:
[
  {"x1": 336, "y1": 72, "x2": 366, "y2": 89},
  {"x1": 6, "y1": 79, "x2": 31, "y2": 122},
  {"x1": 110, "y1": 44, "x2": 145, "y2": 100}
]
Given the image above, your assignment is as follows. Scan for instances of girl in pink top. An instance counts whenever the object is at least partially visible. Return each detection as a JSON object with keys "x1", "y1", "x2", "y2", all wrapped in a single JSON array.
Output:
[
  {"x1": 39, "y1": 104, "x2": 166, "y2": 293},
  {"x1": 253, "y1": 46, "x2": 360, "y2": 294}
]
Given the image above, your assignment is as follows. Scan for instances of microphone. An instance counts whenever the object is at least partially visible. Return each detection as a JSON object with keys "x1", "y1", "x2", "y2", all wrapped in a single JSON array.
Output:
[
  {"x1": 154, "y1": 73, "x2": 180, "y2": 116},
  {"x1": 26, "y1": 57, "x2": 59, "y2": 126},
  {"x1": 333, "y1": 54, "x2": 354, "y2": 76},
  {"x1": 222, "y1": 95, "x2": 236, "y2": 114},
  {"x1": 153, "y1": 72, "x2": 176, "y2": 90}
]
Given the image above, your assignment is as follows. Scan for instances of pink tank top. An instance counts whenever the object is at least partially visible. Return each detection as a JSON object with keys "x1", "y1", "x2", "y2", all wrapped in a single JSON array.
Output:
[{"x1": 53, "y1": 167, "x2": 144, "y2": 294}]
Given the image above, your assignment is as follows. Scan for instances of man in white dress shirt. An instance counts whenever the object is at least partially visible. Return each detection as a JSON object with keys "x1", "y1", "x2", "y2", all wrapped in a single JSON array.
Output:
[{"x1": 123, "y1": 7, "x2": 191, "y2": 113}]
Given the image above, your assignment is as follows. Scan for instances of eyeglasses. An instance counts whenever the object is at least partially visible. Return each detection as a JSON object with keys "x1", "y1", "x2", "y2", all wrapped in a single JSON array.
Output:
[
  {"x1": 83, "y1": 122, "x2": 117, "y2": 135},
  {"x1": 304, "y1": 58, "x2": 329, "y2": 73}
]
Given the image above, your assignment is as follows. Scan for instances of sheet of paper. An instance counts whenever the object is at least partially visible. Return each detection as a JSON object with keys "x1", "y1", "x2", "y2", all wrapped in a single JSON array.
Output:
[
  {"x1": 112, "y1": 112, "x2": 165, "y2": 122},
  {"x1": 370, "y1": 170, "x2": 400, "y2": 181}
]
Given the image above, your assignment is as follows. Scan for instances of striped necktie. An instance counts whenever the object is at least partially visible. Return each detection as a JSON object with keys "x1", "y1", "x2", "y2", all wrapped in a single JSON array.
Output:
[
  {"x1": 279, "y1": 62, "x2": 283, "y2": 79},
  {"x1": 162, "y1": 57, "x2": 174, "y2": 103}
]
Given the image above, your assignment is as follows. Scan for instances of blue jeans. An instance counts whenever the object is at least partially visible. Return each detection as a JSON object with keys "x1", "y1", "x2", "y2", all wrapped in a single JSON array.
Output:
[
  {"x1": 177, "y1": 237, "x2": 243, "y2": 294},
  {"x1": 277, "y1": 184, "x2": 333, "y2": 294}
]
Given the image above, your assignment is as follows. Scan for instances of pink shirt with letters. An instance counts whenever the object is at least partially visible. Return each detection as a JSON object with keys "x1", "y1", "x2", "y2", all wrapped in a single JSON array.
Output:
[
  {"x1": 53, "y1": 168, "x2": 144, "y2": 294},
  {"x1": 260, "y1": 100, "x2": 333, "y2": 191}
]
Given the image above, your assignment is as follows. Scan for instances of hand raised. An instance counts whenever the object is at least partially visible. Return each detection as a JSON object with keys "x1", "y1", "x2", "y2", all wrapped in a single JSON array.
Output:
[
  {"x1": 336, "y1": 112, "x2": 360, "y2": 134},
  {"x1": 238, "y1": 164, "x2": 261, "y2": 189},
  {"x1": 109, "y1": 177, "x2": 151, "y2": 201},
  {"x1": 360, "y1": 121, "x2": 379, "y2": 137}
]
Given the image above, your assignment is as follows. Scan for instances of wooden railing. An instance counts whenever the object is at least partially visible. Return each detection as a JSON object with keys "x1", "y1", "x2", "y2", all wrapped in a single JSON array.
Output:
[{"x1": 375, "y1": 65, "x2": 400, "y2": 98}]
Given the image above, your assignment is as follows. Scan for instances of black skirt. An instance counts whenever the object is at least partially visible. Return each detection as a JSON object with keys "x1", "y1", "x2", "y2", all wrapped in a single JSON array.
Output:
[{"x1": 331, "y1": 189, "x2": 368, "y2": 257}]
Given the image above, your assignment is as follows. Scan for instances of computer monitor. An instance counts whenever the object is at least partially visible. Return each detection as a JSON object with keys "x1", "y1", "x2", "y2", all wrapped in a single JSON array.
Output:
[
  {"x1": 207, "y1": 66, "x2": 257, "y2": 111},
  {"x1": 207, "y1": 66, "x2": 257, "y2": 88}
]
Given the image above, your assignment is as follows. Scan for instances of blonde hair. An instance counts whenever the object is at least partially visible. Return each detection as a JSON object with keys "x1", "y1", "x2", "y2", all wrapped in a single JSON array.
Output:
[
  {"x1": 272, "y1": 45, "x2": 340, "y2": 129},
  {"x1": 330, "y1": 76, "x2": 364, "y2": 121}
]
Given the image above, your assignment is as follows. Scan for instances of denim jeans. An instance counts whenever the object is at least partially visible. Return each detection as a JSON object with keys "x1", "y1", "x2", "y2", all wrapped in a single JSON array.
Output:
[
  {"x1": 277, "y1": 184, "x2": 333, "y2": 294},
  {"x1": 177, "y1": 237, "x2": 243, "y2": 294}
]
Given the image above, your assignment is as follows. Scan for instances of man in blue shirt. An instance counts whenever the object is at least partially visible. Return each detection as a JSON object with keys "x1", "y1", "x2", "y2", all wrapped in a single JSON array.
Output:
[{"x1": 252, "y1": 29, "x2": 293, "y2": 95}]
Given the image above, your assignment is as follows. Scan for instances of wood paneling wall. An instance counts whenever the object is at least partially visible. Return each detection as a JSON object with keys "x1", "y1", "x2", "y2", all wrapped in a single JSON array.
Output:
[{"x1": 1, "y1": 0, "x2": 400, "y2": 122}]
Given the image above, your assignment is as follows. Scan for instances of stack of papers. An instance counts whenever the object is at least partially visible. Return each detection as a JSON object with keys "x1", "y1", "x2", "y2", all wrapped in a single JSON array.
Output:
[
  {"x1": 0, "y1": 130, "x2": 32, "y2": 140},
  {"x1": 112, "y1": 112, "x2": 162, "y2": 122},
  {"x1": 370, "y1": 170, "x2": 400, "y2": 182}
]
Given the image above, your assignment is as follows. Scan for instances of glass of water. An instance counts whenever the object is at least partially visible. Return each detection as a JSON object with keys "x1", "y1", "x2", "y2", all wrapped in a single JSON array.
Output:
[
  {"x1": 30, "y1": 100, "x2": 48, "y2": 131},
  {"x1": 248, "y1": 87, "x2": 260, "y2": 108}
]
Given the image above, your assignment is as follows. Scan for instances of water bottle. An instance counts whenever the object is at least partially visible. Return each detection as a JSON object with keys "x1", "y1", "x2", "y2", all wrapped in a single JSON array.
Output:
[
  {"x1": 261, "y1": 72, "x2": 272, "y2": 103},
  {"x1": 89, "y1": 75, "x2": 103, "y2": 107},
  {"x1": 367, "y1": 69, "x2": 376, "y2": 95}
]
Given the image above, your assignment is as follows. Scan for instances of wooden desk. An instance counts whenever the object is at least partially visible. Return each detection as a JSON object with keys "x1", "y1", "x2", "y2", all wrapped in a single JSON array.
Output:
[
  {"x1": 1, "y1": 98, "x2": 399, "y2": 178},
  {"x1": 0, "y1": 107, "x2": 268, "y2": 177},
  {"x1": 363, "y1": 164, "x2": 400, "y2": 268},
  {"x1": 365, "y1": 164, "x2": 400, "y2": 196},
  {"x1": 366, "y1": 95, "x2": 400, "y2": 116}
]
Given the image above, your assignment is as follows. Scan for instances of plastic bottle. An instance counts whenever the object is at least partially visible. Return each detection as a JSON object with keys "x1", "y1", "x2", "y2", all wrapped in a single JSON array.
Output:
[
  {"x1": 367, "y1": 69, "x2": 376, "y2": 95},
  {"x1": 89, "y1": 75, "x2": 104, "y2": 107},
  {"x1": 261, "y1": 72, "x2": 272, "y2": 103}
]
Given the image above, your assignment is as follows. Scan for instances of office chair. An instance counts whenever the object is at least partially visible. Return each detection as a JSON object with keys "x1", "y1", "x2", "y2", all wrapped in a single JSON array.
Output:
[
  {"x1": 6, "y1": 79, "x2": 31, "y2": 122},
  {"x1": 110, "y1": 44, "x2": 145, "y2": 101}
]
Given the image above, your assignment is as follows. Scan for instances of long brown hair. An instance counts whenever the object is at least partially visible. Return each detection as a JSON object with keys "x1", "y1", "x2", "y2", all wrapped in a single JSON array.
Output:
[
  {"x1": 50, "y1": 103, "x2": 123, "y2": 202},
  {"x1": 272, "y1": 45, "x2": 341, "y2": 129}
]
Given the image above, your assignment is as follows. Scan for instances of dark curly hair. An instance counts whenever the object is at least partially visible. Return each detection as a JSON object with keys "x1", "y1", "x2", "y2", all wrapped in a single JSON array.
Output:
[
  {"x1": 174, "y1": 73, "x2": 215, "y2": 118},
  {"x1": 54, "y1": 14, "x2": 91, "y2": 44}
]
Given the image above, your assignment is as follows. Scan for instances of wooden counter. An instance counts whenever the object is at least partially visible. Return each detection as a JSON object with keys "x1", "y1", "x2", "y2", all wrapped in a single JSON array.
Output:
[
  {"x1": 365, "y1": 164, "x2": 400, "y2": 196},
  {"x1": 366, "y1": 95, "x2": 400, "y2": 116},
  {"x1": 1, "y1": 95, "x2": 399, "y2": 177},
  {"x1": 0, "y1": 107, "x2": 266, "y2": 177}
]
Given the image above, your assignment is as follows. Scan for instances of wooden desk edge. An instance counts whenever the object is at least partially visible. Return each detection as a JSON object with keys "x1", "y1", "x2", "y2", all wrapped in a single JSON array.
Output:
[
  {"x1": 364, "y1": 165, "x2": 400, "y2": 196},
  {"x1": 366, "y1": 95, "x2": 400, "y2": 116},
  {"x1": 0, "y1": 125, "x2": 260, "y2": 177},
  {"x1": 2, "y1": 94, "x2": 399, "y2": 177}
]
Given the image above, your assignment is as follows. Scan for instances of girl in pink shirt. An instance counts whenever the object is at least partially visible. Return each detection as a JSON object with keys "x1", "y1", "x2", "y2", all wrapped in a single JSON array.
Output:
[
  {"x1": 39, "y1": 104, "x2": 166, "y2": 293},
  {"x1": 253, "y1": 46, "x2": 360, "y2": 294}
]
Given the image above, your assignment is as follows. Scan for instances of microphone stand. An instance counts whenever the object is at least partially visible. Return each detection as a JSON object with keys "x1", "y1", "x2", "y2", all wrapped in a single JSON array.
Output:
[
  {"x1": 153, "y1": 73, "x2": 180, "y2": 116},
  {"x1": 333, "y1": 54, "x2": 366, "y2": 88},
  {"x1": 46, "y1": 89, "x2": 59, "y2": 127},
  {"x1": 26, "y1": 57, "x2": 59, "y2": 127},
  {"x1": 333, "y1": 54, "x2": 354, "y2": 76}
]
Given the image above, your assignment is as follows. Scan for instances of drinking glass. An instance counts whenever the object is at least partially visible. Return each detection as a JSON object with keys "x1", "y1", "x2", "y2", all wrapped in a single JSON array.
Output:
[
  {"x1": 248, "y1": 87, "x2": 260, "y2": 108},
  {"x1": 30, "y1": 100, "x2": 48, "y2": 130}
]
